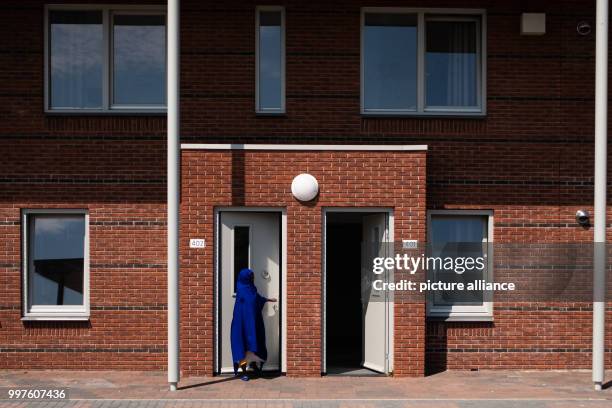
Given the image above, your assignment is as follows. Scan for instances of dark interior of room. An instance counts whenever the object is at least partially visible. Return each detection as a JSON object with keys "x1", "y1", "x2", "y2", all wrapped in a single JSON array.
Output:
[{"x1": 325, "y1": 216, "x2": 363, "y2": 373}]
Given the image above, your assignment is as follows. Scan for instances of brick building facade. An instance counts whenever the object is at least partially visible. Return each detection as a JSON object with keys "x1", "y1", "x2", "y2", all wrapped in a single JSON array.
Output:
[{"x1": 0, "y1": 0, "x2": 610, "y2": 377}]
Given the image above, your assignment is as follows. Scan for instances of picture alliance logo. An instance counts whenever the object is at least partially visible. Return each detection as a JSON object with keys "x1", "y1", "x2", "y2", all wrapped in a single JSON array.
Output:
[
  {"x1": 372, "y1": 253, "x2": 486, "y2": 275},
  {"x1": 372, "y1": 278, "x2": 516, "y2": 293}
]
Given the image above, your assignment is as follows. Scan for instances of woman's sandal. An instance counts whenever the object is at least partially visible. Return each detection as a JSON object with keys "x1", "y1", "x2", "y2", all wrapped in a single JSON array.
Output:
[{"x1": 238, "y1": 360, "x2": 249, "y2": 381}]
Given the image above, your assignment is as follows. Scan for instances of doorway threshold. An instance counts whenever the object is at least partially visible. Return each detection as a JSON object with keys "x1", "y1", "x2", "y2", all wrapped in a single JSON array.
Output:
[{"x1": 325, "y1": 366, "x2": 385, "y2": 376}]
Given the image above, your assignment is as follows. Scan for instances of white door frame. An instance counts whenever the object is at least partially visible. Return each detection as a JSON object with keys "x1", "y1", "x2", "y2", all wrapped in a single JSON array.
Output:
[
  {"x1": 214, "y1": 207, "x2": 287, "y2": 374},
  {"x1": 321, "y1": 207, "x2": 394, "y2": 374}
]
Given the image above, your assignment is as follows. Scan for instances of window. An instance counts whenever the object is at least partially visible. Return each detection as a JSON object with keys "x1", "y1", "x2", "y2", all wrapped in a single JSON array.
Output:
[
  {"x1": 233, "y1": 226, "x2": 250, "y2": 292},
  {"x1": 427, "y1": 210, "x2": 493, "y2": 320},
  {"x1": 361, "y1": 8, "x2": 485, "y2": 116},
  {"x1": 112, "y1": 14, "x2": 166, "y2": 107},
  {"x1": 363, "y1": 13, "x2": 418, "y2": 112},
  {"x1": 48, "y1": 10, "x2": 104, "y2": 109},
  {"x1": 45, "y1": 6, "x2": 166, "y2": 112},
  {"x1": 256, "y1": 7, "x2": 285, "y2": 113},
  {"x1": 22, "y1": 210, "x2": 89, "y2": 320},
  {"x1": 426, "y1": 17, "x2": 480, "y2": 110}
]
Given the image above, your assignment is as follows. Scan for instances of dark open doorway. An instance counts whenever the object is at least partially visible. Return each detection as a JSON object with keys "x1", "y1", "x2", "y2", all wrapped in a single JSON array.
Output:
[{"x1": 325, "y1": 212, "x2": 384, "y2": 376}]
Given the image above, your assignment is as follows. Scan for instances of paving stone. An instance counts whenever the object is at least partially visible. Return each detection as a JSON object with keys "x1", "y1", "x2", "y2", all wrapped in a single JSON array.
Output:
[{"x1": 0, "y1": 370, "x2": 609, "y2": 408}]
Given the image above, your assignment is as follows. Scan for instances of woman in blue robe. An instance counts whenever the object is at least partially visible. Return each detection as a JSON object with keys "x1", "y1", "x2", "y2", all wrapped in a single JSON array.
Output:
[{"x1": 231, "y1": 268, "x2": 276, "y2": 380}]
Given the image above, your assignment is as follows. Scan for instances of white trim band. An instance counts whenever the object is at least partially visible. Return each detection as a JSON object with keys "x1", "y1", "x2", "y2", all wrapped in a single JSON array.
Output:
[{"x1": 181, "y1": 143, "x2": 428, "y2": 151}]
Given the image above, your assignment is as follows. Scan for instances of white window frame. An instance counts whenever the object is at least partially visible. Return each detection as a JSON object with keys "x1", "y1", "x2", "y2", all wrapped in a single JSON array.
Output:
[
  {"x1": 255, "y1": 6, "x2": 286, "y2": 114},
  {"x1": 22, "y1": 209, "x2": 90, "y2": 321},
  {"x1": 44, "y1": 4, "x2": 167, "y2": 114},
  {"x1": 426, "y1": 209, "x2": 493, "y2": 321},
  {"x1": 360, "y1": 8, "x2": 487, "y2": 117}
]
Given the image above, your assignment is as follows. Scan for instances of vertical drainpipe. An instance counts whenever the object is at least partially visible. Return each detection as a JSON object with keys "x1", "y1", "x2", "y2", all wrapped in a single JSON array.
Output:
[
  {"x1": 593, "y1": 0, "x2": 608, "y2": 392},
  {"x1": 167, "y1": 0, "x2": 180, "y2": 392}
]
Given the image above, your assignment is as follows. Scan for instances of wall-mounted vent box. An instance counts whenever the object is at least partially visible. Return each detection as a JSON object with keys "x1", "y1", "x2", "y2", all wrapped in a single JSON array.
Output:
[{"x1": 521, "y1": 13, "x2": 546, "y2": 35}]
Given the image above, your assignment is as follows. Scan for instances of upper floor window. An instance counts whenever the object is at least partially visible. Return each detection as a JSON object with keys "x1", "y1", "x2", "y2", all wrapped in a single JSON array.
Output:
[
  {"x1": 45, "y1": 6, "x2": 166, "y2": 113},
  {"x1": 256, "y1": 6, "x2": 285, "y2": 114},
  {"x1": 361, "y1": 9, "x2": 486, "y2": 116}
]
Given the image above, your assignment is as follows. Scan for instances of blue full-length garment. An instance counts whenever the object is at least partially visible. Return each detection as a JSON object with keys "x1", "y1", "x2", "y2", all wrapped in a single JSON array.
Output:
[{"x1": 231, "y1": 268, "x2": 268, "y2": 365}]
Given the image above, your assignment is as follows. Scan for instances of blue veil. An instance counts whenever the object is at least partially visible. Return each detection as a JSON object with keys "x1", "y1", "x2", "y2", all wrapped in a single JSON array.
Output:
[{"x1": 230, "y1": 268, "x2": 268, "y2": 365}]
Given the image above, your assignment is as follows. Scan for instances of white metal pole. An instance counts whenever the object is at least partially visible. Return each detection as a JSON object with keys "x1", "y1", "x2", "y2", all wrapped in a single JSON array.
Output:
[
  {"x1": 167, "y1": 0, "x2": 180, "y2": 392},
  {"x1": 593, "y1": 0, "x2": 608, "y2": 392}
]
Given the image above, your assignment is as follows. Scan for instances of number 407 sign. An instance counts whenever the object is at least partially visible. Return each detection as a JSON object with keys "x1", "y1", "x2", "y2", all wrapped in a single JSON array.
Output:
[{"x1": 189, "y1": 239, "x2": 206, "y2": 249}]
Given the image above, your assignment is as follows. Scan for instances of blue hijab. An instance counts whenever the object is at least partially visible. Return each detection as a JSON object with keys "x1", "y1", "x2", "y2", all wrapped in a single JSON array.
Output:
[{"x1": 231, "y1": 268, "x2": 268, "y2": 364}]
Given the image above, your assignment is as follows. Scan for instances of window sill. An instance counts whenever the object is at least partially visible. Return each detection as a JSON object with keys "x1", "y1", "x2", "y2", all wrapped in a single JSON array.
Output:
[
  {"x1": 255, "y1": 112, "x2": 287, "y2": 117},
  {"x1": 45, "y1": 110, "x2": 167, "y2": 116},
  {"x1": 427, "y1": 315, "x2": 493, "y2": 322},
  {"x1": 22, "y1": 315, "x2": 90, "y2": 322},
  {"x1": 361, "y1": 111, "x2": 486, "y2": 119}
]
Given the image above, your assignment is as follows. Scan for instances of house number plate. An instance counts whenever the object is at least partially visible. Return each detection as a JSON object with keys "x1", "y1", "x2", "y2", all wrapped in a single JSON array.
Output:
[{"x1": 189, "y1": 239, "x2": 206, "y2": 249}]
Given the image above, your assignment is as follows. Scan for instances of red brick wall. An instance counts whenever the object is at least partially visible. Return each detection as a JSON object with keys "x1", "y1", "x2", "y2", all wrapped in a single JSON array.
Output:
[
  {"x1": 0, "y1": 202, "x2": 167, "y2": 370},
  {"x1": 0, "y1": 0, "x2": 170, "y2": 370},
  {"x1": 0, "y1": 0, "x2": 611, "y2": 375},
  {"x1": 426, "y1": 306, "x2": 612, "y2": 372},
  {"x1": 181, "y1": 149, "x2": 427, "y2": 376}
]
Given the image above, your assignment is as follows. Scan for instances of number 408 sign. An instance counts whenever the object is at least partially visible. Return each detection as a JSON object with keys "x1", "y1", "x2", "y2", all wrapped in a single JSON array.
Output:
[{"x1": 189, "y1": 239, "x2": 206, "y2": 249}]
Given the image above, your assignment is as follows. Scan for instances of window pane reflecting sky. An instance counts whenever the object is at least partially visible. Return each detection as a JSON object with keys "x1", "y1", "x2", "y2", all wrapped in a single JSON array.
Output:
[
  {"x1": 50, "y1": 11, "x2": 103, "y2": 109},
  {"x1": 113, "y1": 15, "x2": 166, "y2": 106},
  {"x1": 431, "y1": 216, "x2": 485, "y2": 243},
  {"x1": 364, "y1": 13, "x2": 417, "y2": 111},
  {"x1": 258, "y1": 11, "x2": 282, "y2": 110},
  {"x1": 30, "y1": 215, "x2": 85, "y2": 306},
  {"x1": 430, "y1": 216, "x2": 486, "y2": 305}
]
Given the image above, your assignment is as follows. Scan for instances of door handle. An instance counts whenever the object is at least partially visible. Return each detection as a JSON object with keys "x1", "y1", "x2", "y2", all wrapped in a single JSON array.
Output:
[
  {"x1": 272, "y1": 304, "x2": 278, "y2": 313},
  {"x1": 261, "y1": 270, "x2": 270, "y2": 280}
]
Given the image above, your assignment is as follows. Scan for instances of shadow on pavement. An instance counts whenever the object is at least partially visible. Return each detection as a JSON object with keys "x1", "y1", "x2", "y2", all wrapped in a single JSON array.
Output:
[
  {"x1": 178, "y1": 372, "x2": 282, "y2": 390},
  {"x1": 178, "y1": 375, "x2": 240, "y2": 390}
]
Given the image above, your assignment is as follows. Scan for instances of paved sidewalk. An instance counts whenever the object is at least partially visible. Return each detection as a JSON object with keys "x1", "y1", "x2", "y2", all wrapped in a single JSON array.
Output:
[{"x1": 0, "y1": 370, "x2": 609, "y2": 407}]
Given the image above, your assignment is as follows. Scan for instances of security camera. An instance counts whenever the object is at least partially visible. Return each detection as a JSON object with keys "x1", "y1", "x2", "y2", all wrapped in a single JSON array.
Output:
[
  {"x1": 577, "y1": 21, "x2": 592, "y2": 36},
  {"x1": 576, "y1": 210, "x2": 590, "y2": 226}
]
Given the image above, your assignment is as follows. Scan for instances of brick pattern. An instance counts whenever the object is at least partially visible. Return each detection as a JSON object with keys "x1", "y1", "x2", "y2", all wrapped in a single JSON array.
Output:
[
  {"x1": 0, "y1": 203, "x2": 167, "y2": 370},
  {"x1": 0, "y1": 0, "x2": 611, "y2": 376},
  {"x1": 426, "y1": 308, "x2": 612, "y2": 372}
]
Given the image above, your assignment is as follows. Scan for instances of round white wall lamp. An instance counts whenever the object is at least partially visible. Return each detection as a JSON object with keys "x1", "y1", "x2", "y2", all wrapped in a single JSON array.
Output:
[{"x1": 291, "y1": 173, "x2": 319, "y2": 202}]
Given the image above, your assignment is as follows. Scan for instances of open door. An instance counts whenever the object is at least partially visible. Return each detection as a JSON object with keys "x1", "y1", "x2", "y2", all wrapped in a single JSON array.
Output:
[
  {"x1": 219, "y1": 212, "x2": 281, "y2": 373},
  {"x1": 361, "y1": 213, "x2": 389, "y2": 373}
]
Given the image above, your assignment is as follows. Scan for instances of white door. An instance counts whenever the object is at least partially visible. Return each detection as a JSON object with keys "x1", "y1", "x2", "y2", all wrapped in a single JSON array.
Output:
[
  {"x1": 219, "y1": 212, "x2": 281, "y2": 373},
  {"x1": 361, "y1": 213, "x2": 389, "y2": 373}
]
